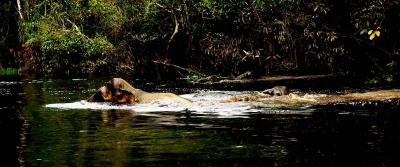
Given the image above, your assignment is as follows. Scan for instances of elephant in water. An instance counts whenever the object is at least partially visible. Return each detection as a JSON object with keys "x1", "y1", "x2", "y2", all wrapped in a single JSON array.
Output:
[
  {"x1": 87, "y1": 78, "x2": 192, "y2": 104},
  {"x1": 87, "y1": 78, "x2": 400, "y2": 106},
  {"x1": 262, "y1": 86, "x2": 289, "y2": 96}
]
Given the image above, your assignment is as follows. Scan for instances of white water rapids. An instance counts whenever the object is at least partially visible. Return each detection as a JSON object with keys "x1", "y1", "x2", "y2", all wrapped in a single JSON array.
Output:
[
  {"x1": 45, "y1": 91, "x2": 277, "y2": 118},
  {"x1": 45, "y1": 88, "x2": 400, "y2": 117}
]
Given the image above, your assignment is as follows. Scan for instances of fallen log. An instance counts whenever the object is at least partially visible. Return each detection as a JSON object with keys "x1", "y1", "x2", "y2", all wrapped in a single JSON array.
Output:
[{"x1": 188, "y1": 74, "x2": 363, "y2": 90}]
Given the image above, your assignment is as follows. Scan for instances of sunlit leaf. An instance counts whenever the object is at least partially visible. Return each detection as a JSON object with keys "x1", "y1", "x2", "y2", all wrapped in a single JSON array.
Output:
[
  {"x1": 369, "y1": 33, "x2": 375, "y2": 40},
  {"x1": 368, "y1": 30, "x2": 381, "y2": 40},
  {"x1": 375, "y1": 31, "x2": 380, "y2": 37}
]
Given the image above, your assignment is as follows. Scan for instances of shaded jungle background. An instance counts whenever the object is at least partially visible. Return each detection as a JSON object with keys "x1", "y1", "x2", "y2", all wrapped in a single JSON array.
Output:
[{"x1": 1, "y1": 0, "x2": 399, "y2": 84}]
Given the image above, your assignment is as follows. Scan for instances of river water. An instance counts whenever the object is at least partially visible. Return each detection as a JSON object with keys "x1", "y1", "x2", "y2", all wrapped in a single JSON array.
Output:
[{"x1": 1, "y1": 79, "x2": 400, "y2": 167}]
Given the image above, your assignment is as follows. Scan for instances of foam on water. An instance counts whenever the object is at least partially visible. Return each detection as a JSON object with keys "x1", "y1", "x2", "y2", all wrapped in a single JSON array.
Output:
[
  {"x1": 45, "y1": 101, "x2": 137, "y2": 110},
  {"x1": 45, "y1": 91, "x2": 261, "y2": 118}
]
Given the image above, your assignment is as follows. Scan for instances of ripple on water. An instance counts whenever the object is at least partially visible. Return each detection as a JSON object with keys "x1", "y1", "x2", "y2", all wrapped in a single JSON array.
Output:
[
  {"x1": 45, "y1": 90, "x2": 400, "y2": 118},
  {"x1": 45, "y1": 91, "x2": 263, "y2": 118},
  {"x1": 45, "y1": 100, "x2": 260, "y2": 118}
]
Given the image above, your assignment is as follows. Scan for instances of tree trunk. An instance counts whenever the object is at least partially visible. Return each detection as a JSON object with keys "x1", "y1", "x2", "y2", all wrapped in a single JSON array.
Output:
[
  {"x1": 165, "y1": 14, "x2": 180, "y2": 58},
  {"x1": 16, "y1": 0, "x2": 23, "y2": 20}
]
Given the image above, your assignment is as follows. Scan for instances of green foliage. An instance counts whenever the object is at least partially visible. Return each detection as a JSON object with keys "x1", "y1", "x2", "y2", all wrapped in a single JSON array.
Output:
[
  {"x1": 87, "y1": 0, "x2": 125, "y2": 36},
  {"x1": 12, "y1": 0, "x2": 400, "y2": 82},
  {"x1": 18, "y1": 0, "x2": 123, "y2": 76},
  {"x1": 39, "y1": 30, "x2": 113, "y2": 74},
  {"x1": 0, "y1": 68, "x2": 18, "y2": 76},
  {"x1": 184, "y1": 71, "x2": 201, "y2": 82}
]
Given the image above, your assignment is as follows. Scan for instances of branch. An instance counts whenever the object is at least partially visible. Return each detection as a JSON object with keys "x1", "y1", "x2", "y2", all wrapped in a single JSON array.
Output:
[
  {"x1": 352, "y1": 36, "x2": 393, "y2": 56},
  {"x1": 152, "y1": 60, "x2": 204, "y2": 77},
  {"x1": 155, "y1": 3, "x2": 172, "y2": 13},
  {"x1": 66, "y1": 19, "x2": 81, "y2": 33},
  {"x1": 165, "y1": 14, "x2": 180, "y2": 57},
  {"x1": 66, "y1": 19, "x2": 90, "y2": 39},
  {"x1": 16, "y1": 0, "x2": 24, "y2": 20}
]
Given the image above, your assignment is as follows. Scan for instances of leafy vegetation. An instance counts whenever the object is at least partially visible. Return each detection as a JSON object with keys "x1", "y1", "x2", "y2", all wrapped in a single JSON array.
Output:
[{"x1": 1, "y1": 0, "x2": 399, "y2": 83}]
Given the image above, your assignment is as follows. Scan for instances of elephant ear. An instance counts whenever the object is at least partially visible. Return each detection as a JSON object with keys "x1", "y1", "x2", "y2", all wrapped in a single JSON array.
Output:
[
  {"x1": 114, "y1": 89, "x2": 133, "y2": 96},
  {"x1": 262, "y1": 89, "x2": 273, "y2": 95},
  {"x1": 106, "y1": 80, "x2": 117, "y2": 92},
  {"x1": 113, "y1": 89, "x2": 136, "y2": 104}
]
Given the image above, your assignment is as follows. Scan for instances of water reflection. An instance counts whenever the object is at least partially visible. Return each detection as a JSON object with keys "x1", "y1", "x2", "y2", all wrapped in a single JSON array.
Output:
[
  {"x1": 0, "y1": 81, "x2": 27, "y2": 167},
  {"x1": 1, "y1": 79, "x2": 400, "y2": 166}
]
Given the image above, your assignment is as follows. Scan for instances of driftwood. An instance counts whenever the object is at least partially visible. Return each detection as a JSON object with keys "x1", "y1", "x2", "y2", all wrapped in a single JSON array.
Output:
[
  {"x1": 151, "y1": 61, "x2": 356, "y2": 91},
  {"x1": 189, "y1": 74, "x2": 361, "y2": 90},
  {"x1": 261, "y1": 89, "x2": 400, "y2": 106},
  {"x1": 193, "y1": 71, "x2": 254, "y2": 84},
  {"x1": 220, "y1": 88, "x2": 400, "y2": 107}
]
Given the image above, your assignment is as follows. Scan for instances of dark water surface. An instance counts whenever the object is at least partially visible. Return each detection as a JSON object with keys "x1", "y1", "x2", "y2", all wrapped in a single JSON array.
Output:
[{"x1": 1, "y1": 79, "x2": 400, "y2": 167}]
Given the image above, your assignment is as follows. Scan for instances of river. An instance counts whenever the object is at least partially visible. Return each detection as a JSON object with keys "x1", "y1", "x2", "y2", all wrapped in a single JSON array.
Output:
[{"x1": 1, "y1": 79, "x2": 400, "y2": 167}]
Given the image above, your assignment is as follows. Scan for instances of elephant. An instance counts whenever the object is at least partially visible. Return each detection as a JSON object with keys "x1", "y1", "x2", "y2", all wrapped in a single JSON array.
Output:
[
  {"x1": 87, "y1": 78, "x2": 191, "y2": 104},
  {"x1": 262, "y1": 86, "x2": 289, "y2": 96}
]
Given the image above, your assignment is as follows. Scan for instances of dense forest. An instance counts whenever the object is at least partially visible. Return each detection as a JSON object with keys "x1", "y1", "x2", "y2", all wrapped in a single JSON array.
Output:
[{"x1": 0, "y1": 0, "x2": 399, "y2": 83}]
